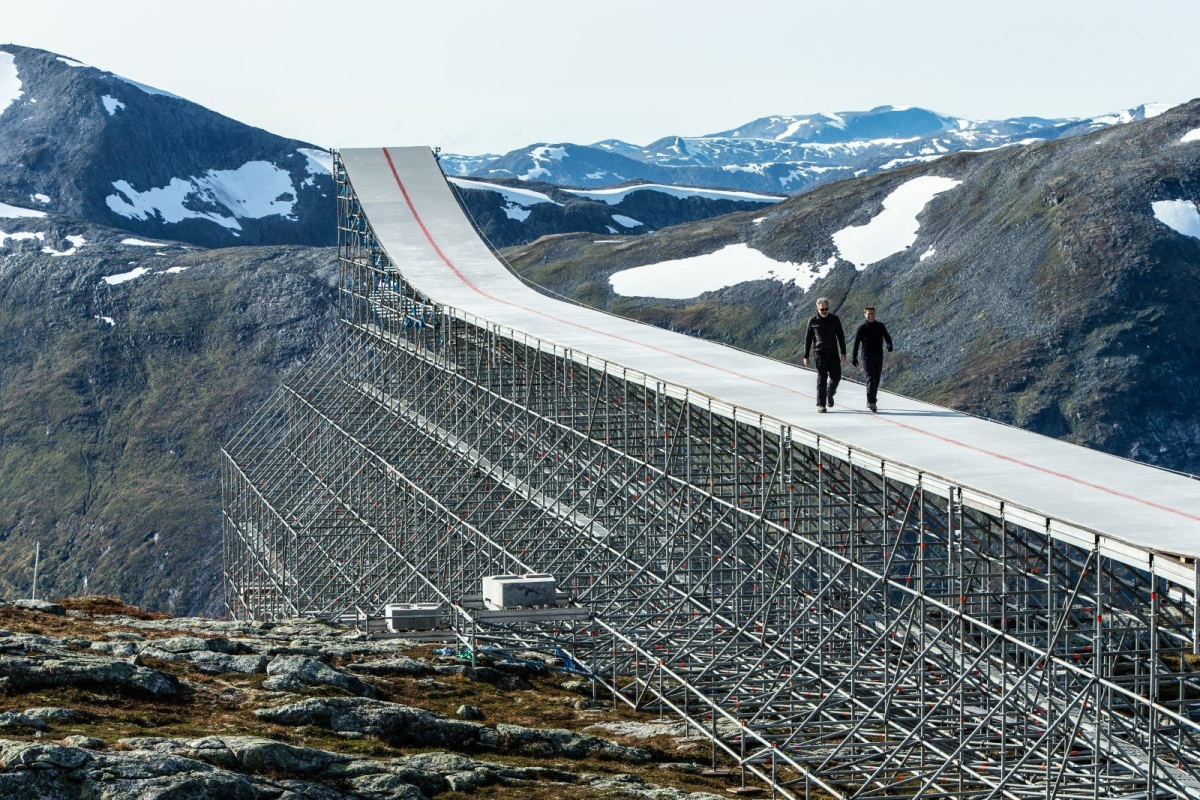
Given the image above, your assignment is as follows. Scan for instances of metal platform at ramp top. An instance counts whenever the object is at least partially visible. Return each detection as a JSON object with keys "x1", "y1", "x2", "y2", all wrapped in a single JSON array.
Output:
[
  {"x1": 341, "y1": 145, "x2": 1200, "y2": 567},
  {"x1": 223, "y1": 145, "x2": 1200, "y2": 799}
]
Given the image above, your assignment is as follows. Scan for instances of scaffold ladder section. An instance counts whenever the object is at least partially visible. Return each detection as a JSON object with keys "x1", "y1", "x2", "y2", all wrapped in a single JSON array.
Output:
[{"x1": 222, "y1": 150, "x2": 1200, "y2": 799}]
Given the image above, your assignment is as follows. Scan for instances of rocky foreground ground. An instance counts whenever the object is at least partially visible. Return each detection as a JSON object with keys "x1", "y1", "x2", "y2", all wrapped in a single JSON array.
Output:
[{"x1": 0, "y1": 597, "x2": 751, "y2": 799}]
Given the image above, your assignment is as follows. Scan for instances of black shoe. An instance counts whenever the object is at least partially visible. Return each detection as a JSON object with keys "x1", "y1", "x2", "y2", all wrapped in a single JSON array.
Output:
[
  {"x1": 827, "y1": 396, "x2": 835, "y2": 408},
  {"x1": 869, "y1": 403, "x2": 878, "y2": 413},
  {"x1": 817, "y1": 406, "x2": 827, "y2": 413}
]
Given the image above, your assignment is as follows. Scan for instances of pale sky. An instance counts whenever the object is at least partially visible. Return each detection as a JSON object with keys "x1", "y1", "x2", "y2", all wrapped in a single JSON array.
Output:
[{"x1": 6, "y1": 0, "x2": 1199, "y2": 154}]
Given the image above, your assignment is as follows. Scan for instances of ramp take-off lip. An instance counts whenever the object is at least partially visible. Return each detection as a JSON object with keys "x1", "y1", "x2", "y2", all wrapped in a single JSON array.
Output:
[{"x1": 340, "y1": 145, "x2": 1200, "y2": 565}]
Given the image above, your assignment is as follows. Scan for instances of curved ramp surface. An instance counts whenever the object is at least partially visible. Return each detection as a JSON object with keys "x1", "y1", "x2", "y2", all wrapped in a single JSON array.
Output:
[{"x1": 342, "y1": 145, "x2": 1200, "y2": 561}]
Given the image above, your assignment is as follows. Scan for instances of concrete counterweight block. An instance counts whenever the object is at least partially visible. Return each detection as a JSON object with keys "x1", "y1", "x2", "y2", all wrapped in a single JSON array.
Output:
[
  {"x1": 481, "y1": 574, "x2": 557, "y2": 609},
  {"x1": 384, "y1": 603, "x2": 444, "y2": 632}
]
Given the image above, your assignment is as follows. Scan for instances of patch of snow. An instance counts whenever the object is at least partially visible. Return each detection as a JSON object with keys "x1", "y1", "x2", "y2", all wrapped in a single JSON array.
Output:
[
  {"x1": 1090, "y1": 109, "x2": 1134, "y2": 127},
  {"x1": 1151, "y1": 200, "x2": 1200, "y2": 240},
  {"x1": 611, "y1": 214, "x2": 643, "y2": 228},
  {"x1": 163, "y1": 266, "x2": 189, "y2": 274},
  {"x1": 0, "y1": 230, "x2": 45, "y2": 245},
  {"x1": 565, "y1": 184, "x2": 781, "y2": 205},
  {"x1": 504, "y1": 205, "x2": 531, "y2": 221},
  {"x1": 920, "y1": 247, "x2": 936, "y2": 261},
  {"x1": 1142, "y1": 102, "x2": 1173, "y2": 119},
  {"x1": 591, "y1": 239, "x2": 625, "y2": 243},
  {"x1": 101, "y1": 95, "x2": 125, "y2": 115},
  {"x1": 43, "y1": 234, "x2": 86, "y2": 257},
  {"x1": 605, "y1": 226, "x2": 618, "y2": 234},
  {"x1": 57, "y1": 57, "x2": 87, "y2": 68},
  {"x1": 102, "y1": 267, "x2": 150, "y2": 285},
  {"x1": 448, "y1": 177, "x2": 560, "y2": 207},
  {"x1": 95, "y1": 315, "x2": 115, "y2": 326},
  {"x1": 832, "y1": 176, "x2": 962, "y2": 270},
  {"x1": 1180, "y1": 128, "x2": 1200, "y2": 144},
  {"x1": 821, "y1": 112, "x2": 847, "y2": 129},
  {"x1": 298, "y1": 147, "x2": 332, "y2": 175},
  {"x1": 31, "y1": 193, "x2": 50, "y2": 204},
  {"x1": 0, "y1": 52, "x2": 22, "y2": 115},
  {"x1": 775, "y1": 118, "x2": 811, "y2": 141},
  {"x1": 0, "y1": 201, "x2": 47, "y2": 219},
  {"x1": 121, "y1": 237, "x2": 165, "y2": 247},
  {"x1": 531, "y1": 146, "x2": 568, "y2": 160},
  {"x1": 298, "y1": 148, "x2": 331, "y2": 186},
  {"x1": 105, "y1": 161, "x2": 299, "y2": 231},
  {"x1": 753, "y1": 217, "x2": 767, "y2": 226},
  {"x1": 880, "y1": 155, "x2": 944, "y2": 170},
  {"x1": 610, "y1": 243, "x2": 835, "y2": 299},
  {"x1": 114, "y1": 74, "x2": 182, "y2": 99}
]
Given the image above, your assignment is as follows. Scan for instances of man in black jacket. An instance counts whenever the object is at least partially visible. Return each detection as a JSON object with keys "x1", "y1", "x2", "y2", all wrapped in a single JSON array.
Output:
[
  {"x1": 851, "y1": 305, "x2": 894, "y2": 412},
  {"x1": 802, "y1": 297, "x2": 846, "y2": 412}
]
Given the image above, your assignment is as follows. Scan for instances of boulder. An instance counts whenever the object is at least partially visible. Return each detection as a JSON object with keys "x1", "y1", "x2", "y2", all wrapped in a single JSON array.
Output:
[
  {"x1": 0, "y1": 654, "x2": 178, "y2": 698},
  {"x1": 181, "y1": 652, "x2": 267, "y2": 675},
  {"x1": 255, "y1": 697, "x2": 487, "y2": 750},
  {"x1": 346, "y1": 656, "x2": 429, "y2": 677},
  {"x1": 12, "y1": 599, "x2": 66, "y2": 616},
  {"x1": 455, "y1": 704, "x2": 485, "y2": 721},
  {"x1": 24, "y1": 707, "x2": 77, "y2": 722},
  {"x1": 60, "y1": 735, "x2": 104, "y2": 749},
  {"x1": 490, "y1": 723, "x2": 652, "y2": 763},
  {"x1": 262, "y1": 655, "x2": 376, "y2": 697}
]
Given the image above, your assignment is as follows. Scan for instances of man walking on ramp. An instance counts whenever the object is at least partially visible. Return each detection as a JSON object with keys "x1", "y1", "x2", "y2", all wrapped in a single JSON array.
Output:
[
  {"x1": 852, "y1": 305, "x2": 894, "y2": 413},
  {"x1": 803, "y1": 297, "x2": 846, "y2": 412}
]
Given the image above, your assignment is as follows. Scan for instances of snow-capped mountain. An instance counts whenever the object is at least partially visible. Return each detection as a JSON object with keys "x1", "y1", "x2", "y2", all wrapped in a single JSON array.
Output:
[
  {"x1": 0, "y1": 45, "x2": 334, "y2": 247},
  {"x1": 455, "y1": 104, "x2": 1182, "y2": 195}
]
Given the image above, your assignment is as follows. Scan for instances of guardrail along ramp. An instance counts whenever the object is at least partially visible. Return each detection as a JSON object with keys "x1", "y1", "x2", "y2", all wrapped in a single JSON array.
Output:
[{"x1": 223, "y1": 146, "x2": 1200, "y2": 798}]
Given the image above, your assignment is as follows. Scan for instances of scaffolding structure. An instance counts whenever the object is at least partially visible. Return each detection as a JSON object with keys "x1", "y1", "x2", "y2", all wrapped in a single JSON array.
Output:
[{"x1": 222, "y1": 151, "x2": 1200, "y2": 798}]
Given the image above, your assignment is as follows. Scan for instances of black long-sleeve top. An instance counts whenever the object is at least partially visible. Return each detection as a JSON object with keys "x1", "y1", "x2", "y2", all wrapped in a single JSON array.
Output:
[
  {"x1": 804, "y1": 314, "x2": 846, "y2": 358},
  {"x1": 852, "y1": 320, "x2": 894, "y2": 360}
]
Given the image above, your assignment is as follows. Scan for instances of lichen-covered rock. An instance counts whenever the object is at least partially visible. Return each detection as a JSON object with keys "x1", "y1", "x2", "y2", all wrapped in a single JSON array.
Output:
[
  {"x1": 178, "y1": 736, "x2": 351, "y2": 776},
  {"x1": 25, "y1": 707, "x2": 78, "y2": 722},
  {"x1": 12, "y1": 599, "x2": 66, "y2": 616},
  {"x1": 179, "y1": 651, "x2": 267, "y2": 675},
  {"x1": 491, "y1": 723, "x2": 652, "y2": 763},
  {"x1": 455, "y1": 704, "x2": 484, "y2": 720},
  {"x1": 255, "y1": 697, "x2": 487, "y2": 750},
  {"x1": 0, "y1": 711, "x2": 47, "y2": 730},
  {"x1": 0, "y1": 653, "x2": 178, "y2": 698},
  {"x1": 347, "y1": 656, "x2": 429, "y2": 677},
  {"x1": 262, "y1": 656, "x2": 377, "y2": 697},
  {"x1": 60, "y1": 735, "x2": 103, "y2": 749},
  {"x1": 347, "y1": 772, "x2": 428, "y2": 799}
]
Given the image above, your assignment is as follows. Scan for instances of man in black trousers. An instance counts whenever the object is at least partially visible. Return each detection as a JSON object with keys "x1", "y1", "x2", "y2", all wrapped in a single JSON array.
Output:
[
  {"x1": 802, "y1": 297, "x2": 846, "y2": 412},
  {"x1": 851, "y1": 305, "x2": 894, "y2": 413}
]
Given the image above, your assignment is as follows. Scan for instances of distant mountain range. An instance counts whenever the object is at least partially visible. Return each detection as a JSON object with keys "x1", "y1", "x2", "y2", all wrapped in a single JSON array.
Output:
[
  {"x1": 503, "y1": 100, "x2": 1200, "y2": 476},
  {"x1": 446, "y1": 177, "x2": 784, "y2": 247},
  {"x1": 442, "y1": 103, "x2": 1177, "y2": 195},
  {"x1": 0, "y1": 45, "x2": 335, "y2": 248}
]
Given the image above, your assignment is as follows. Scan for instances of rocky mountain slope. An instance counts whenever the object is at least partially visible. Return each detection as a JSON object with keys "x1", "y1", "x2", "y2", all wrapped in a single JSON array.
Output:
[
  {"x1": 503, "y1": 101, "x2": 1200, "y2": 476},
  {"x1": 0, "y1": 213, "x2": 338, "y2": 614},
  {"x1": 0, "y1": 598, "x2": 737, "y2": 799},
  {"x1": 448, "y1": 103, "x2": 1174, "y2": 195},
  {"x1": 0, "y1": 45, "x2": 335, "y2": 248}
]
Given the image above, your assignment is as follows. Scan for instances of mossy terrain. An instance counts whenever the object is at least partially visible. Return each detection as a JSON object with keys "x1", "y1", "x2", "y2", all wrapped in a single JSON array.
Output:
[{"x1": 0, "y1": 599, "x2": 779, "y2": 798}]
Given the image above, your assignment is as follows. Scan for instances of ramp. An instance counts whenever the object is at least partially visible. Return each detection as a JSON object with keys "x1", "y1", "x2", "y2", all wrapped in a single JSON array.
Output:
[{"x1": 223, "y1": 146, "x2": 1200, "y2": 798}]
